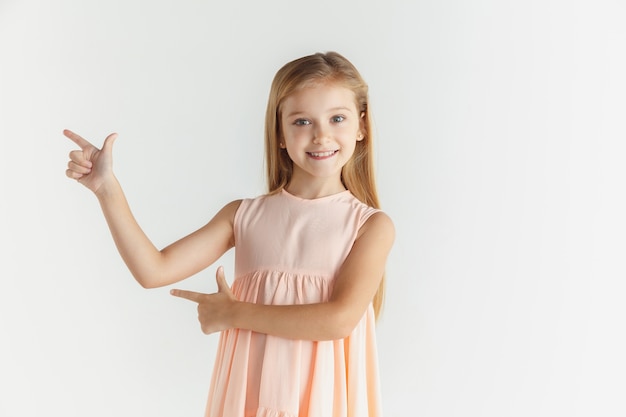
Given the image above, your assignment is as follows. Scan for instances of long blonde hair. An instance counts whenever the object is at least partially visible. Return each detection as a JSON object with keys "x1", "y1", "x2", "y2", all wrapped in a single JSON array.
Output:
[{"x1": 264, "y1": 51, "x2": 385, "y2": 318}]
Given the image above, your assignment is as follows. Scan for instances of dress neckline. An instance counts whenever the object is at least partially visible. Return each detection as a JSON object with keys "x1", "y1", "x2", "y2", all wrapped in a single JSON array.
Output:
[{"x1": 280, "y1": 188, "x2": 351, "y2": 202}]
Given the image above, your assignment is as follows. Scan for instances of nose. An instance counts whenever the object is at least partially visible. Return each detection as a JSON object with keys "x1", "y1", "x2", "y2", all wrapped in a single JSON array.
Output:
[{"x1": 313, "y1": 124, "x2": 330, "y2": 144}]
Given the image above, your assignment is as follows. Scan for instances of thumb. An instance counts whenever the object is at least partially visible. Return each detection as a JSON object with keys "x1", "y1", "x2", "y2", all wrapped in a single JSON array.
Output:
[
  {"x1": 102, "y1": 132, "x2": 118, "y2": 153},
  {"x1": 215, "y1": 266, "x2": 230, "y2": 293}
]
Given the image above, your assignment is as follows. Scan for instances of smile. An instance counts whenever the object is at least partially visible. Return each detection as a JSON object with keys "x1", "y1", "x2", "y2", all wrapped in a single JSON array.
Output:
[{"x1": 307, "y1": 150, "x2": 338, "y2": 158}]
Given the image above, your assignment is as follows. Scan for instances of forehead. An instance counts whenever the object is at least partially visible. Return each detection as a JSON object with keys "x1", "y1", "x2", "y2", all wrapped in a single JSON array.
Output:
[{"x1": 281, "y1": 83, "x2": 358, "y2": 115}]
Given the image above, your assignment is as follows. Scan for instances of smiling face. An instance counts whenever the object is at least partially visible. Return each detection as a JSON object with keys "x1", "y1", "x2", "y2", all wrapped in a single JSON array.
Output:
[{"x1": 279, "y1": 82, "x2": 363, "y2": 197}]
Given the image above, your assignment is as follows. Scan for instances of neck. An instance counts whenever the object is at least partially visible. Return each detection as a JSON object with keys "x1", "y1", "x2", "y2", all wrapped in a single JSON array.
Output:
[{"x1": 284, "y1": 177, "x2": 346, "y2": 200}]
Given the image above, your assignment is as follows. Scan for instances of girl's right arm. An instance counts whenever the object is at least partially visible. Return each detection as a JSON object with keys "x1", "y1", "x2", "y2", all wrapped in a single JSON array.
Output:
[{"x1": 64, "y1": 129, "x2": 238, "y2": 288}]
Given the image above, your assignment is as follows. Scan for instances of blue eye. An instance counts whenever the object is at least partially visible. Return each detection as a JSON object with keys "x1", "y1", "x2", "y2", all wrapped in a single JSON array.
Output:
[
  {"x1": 331, "y1": 115, "x2": 345, "y2": 123},
  {"x1": 294, "y1": 119, "x2": 311, "y2": 126}
]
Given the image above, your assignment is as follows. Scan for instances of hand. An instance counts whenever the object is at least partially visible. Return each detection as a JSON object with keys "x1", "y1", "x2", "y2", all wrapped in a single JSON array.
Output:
[
  {"x1": 63, "y1": 129, "x2": 117, "y2": 194},
  {"x1": 170, "y1": 266, "x2": 237, "y2": 335}
]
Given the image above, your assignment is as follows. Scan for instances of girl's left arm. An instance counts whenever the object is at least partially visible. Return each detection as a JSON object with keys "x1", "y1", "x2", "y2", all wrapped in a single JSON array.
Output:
[{"x1": 171, "y1": 212, "x2": 395, "y2": 341}]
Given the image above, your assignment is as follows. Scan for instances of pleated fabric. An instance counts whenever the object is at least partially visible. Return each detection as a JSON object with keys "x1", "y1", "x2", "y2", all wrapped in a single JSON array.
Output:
[{"x1": 205, "y1": 189, "x2": 382, "y2": 417}]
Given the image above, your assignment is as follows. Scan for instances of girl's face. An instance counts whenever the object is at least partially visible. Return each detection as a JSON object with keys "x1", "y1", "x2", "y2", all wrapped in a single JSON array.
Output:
[{"x1": 280, "y1": 82, "x2": 363, "y2": 193}]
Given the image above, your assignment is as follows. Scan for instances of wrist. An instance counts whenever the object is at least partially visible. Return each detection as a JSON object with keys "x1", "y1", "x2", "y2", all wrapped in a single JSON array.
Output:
[
  {"x1": 229, "y1": 300, "x2": 248, "y2": 331},
  {"x1": 94, "y1": 175, "x2": 121, "y2": 200}
]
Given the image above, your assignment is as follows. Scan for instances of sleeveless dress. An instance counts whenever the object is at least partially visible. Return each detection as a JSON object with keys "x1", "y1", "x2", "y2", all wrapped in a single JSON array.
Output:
[{"x1": 205, "y1": 189, "x2": 383, "y2": 417}]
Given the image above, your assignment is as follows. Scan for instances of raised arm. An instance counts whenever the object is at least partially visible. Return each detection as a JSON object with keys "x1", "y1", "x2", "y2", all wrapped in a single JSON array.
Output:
[
  {"x1": 64, "y1": 129, "x2": 238, "y2": 288},
  {"x1": 172, "y1": 211, "x2": 395, "y2": 340}
]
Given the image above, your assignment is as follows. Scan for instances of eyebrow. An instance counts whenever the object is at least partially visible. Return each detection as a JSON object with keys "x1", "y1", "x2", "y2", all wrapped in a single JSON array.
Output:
[{"x1": 285, "y1": 106, "x2": 355, "y2": 119}]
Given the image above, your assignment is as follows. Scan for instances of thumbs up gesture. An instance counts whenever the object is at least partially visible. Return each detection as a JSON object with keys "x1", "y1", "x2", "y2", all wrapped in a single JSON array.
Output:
[
  {"x1": 171, "y1": 267, "x2": 237, "y2": 335},
  {"x1": 63, "y1": 129, "x2": 117, "y2": 194}
]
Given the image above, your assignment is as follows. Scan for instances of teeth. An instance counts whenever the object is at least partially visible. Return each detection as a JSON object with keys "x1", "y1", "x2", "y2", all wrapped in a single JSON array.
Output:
[{"x1": 309, "y1": 150, "x2": 336, "y2": 157}]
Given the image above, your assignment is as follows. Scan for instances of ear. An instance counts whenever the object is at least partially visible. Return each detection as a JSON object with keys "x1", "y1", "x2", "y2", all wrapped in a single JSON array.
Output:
[
  {"x1": 277, "y1": 133, "x2": 286, "y2": 149},
  {"x1": 357, "y1": 112, "x2": 366, "y2": 141}
]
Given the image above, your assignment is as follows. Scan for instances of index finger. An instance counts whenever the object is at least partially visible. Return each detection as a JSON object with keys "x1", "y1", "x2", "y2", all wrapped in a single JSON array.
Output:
[
  {"x1": 170, "y1": 289, "x2": 206, "y2": 303},
  {"x1": 63, "y1": 129, "x2": 93, "y2": 150}
]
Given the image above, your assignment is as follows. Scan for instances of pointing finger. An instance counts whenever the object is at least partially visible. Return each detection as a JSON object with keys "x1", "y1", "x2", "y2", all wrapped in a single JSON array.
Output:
[
  {"x1": 170, "y1": 289, "x2": 206, "y2": 303},
  {"x1": 63, "y1": 129, "x2": 94, "y2": 150}
]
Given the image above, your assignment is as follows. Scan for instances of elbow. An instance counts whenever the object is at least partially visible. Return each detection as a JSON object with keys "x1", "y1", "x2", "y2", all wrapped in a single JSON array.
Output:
[
  {"x1": 323, "y1": 305, "x2": 361, "y2": 340},
  {"x1": 133, "y1": 273, "x2": 163, "y2": 289},
  {"x1": 127, "y1": 258, "x2": 172, "y2": 289},
  {"x1": 325, "y1": 321, "x2": 356, "y2": 341},
  {"x1": 137, "y1": 279, "x2": 157, "y2": 289},
  {"x1": 332, "y1": 324, "x2": 356, "y2": 340}
]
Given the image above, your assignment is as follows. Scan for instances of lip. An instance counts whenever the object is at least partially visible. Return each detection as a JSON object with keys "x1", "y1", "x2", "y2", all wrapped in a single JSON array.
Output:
[{"x1": 306, "y1": 150, "x2": 338, "y2": 159}]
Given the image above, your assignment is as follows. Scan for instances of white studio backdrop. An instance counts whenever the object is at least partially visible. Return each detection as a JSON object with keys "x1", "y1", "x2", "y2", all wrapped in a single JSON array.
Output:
[{"x1": 1, "y1": 1, "x2": 625, "y2": 416}]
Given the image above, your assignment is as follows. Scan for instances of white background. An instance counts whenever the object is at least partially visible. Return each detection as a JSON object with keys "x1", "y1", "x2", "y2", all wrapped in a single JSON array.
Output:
[{"x1": 1, "y1": 1, "x2": 625, "y2": 416}]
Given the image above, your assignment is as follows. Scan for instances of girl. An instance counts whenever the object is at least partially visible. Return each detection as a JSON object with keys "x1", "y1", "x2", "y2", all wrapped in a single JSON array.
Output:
[{"x1": 64, "y1": 51, "x2": 394, "y2": 417}]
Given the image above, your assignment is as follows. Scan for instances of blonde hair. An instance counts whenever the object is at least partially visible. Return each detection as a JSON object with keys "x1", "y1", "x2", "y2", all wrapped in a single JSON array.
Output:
[{"x1": 264, "y1": 51, "x2": 385, "y2": 318}]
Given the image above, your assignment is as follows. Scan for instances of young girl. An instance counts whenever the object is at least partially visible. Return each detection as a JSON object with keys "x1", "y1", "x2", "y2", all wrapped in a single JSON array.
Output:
[{"x1": 64, "y1": 51, "x2": 394, "y2": 417}]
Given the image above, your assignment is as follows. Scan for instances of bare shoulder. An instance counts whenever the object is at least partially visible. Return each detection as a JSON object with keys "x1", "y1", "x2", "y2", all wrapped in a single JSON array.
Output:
[
  {"x1": 357, "y1": 211, "x2": 395, "y2": 243},
  {"x1": 201, "y1": 199, "x2": 244, "y2": 234},
  {"x1": 214, "y1": 199, "x2": 244, "y2": 221},
  {"x1": 194, "y1": 199, "x2": 244, "y2": 249},
  {"x1": 223, "y1": 199, "x2": 244, "y2": 215}
]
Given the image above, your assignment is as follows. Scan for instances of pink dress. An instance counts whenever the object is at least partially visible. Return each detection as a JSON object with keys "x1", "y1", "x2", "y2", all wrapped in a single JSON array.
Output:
[{"x1": 205, "y1": 189, "x2": 382, "y2": 417}]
